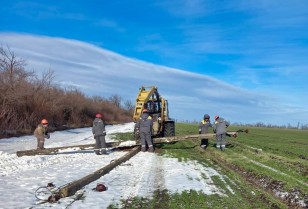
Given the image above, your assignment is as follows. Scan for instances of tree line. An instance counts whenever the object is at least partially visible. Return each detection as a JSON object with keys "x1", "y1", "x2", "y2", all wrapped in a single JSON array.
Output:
[{"x1": 0, "y1": 46, "x2": 134, "y2": 138}]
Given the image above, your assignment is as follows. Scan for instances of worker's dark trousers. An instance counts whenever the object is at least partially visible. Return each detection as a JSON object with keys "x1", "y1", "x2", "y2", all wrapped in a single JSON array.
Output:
[
  {"x1": 95, "y1": 135, "x2": 106, "y2": 154},
  {"x1": 216, "y1": 133, "x2": 226, "y2": 149},
  {"x1": 140, "y1": 131, "x2": 153, "y2": 148},
  {"x1": 200, "y1": 138, "x2": 209, "y2": 147}
]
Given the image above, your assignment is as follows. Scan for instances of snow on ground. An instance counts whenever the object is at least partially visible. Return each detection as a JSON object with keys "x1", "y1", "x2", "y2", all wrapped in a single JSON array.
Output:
[{"x1": 0, "y1": 123, "x2": 230, "y2": 209}]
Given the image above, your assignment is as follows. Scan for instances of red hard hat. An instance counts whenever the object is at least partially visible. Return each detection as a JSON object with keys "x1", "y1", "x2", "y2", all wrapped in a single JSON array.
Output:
[
  {"x1": 96, "y1": 113, "x2": 102, "y2": 118},
  {"x1": 41, "y1": 119, "x2": 48, "y2": 124},
  {"x1": 96, "y1": 183, "x2": 107, "y2": 192},
  {"x1": 214, "y1": 115, "x2": 219, "y2": 120}
]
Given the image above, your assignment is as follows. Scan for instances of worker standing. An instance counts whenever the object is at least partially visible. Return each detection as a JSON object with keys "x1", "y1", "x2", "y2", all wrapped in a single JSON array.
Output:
[
  {"x1": 198, "y1": 114, "x2": 212, "y2": 149},
  {"x1": 92, "y1": 113, "x2": 107, "y2": 155},
  {"x1": 135, "y1": 109, "x2": 154, "y2": 152},
  {"x1": 213, "y1": 115, "x2": 230, "y2": 151},
  {"x1": 34, "y1": 119, "x2": 50, "y2": 149}
]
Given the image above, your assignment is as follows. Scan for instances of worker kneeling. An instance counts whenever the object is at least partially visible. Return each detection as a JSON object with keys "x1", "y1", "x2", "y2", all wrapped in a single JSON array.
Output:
[{"x1": 135, "y1": 109, "x2": 154, "y2": 152}]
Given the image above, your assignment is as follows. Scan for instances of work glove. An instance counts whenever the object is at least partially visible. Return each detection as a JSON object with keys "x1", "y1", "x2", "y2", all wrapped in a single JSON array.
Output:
[
  {"x1": 103, "y1": 131, "x2": 106, "y2": 136},
  {"x1": 45, "y1": 133, "x2": 50, "y2": 139}
]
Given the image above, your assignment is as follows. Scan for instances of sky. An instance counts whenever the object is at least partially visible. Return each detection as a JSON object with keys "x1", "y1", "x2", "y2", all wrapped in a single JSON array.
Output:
[
  {"x1": 0, "y1": 123, "x2": 231, "y2": 209},
  {"x1": 0, "y1": 0, "x2": 308, "y2": 126}
]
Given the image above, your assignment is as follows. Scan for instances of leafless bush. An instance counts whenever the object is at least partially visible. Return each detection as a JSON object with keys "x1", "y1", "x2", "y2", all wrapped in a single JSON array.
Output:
[{"x1": 0, "y1": 46, "x2": 133, "y2": 138}]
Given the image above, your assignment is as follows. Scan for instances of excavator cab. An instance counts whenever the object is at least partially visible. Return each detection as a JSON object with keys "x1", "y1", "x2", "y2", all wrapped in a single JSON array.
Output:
[{"x1": 133, "y1": 86, "x2": 175, "y2": 142}]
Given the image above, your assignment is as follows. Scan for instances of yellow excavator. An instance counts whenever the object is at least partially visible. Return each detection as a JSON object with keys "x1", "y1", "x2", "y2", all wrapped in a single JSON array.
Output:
[{"x1": 133, "y1": 86, "x2": 175, "y2": 141}]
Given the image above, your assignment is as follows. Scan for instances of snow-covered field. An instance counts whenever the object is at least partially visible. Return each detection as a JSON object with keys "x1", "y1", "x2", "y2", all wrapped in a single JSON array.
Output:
[{"x1": 0, "y1": 123, "x2": 229, "y2": 209}]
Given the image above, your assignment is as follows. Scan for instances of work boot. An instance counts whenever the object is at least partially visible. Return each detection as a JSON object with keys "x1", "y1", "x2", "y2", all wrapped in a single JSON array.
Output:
[
  {"x1": 141, "y1": 146, "x2": 146, "y2": 152},
  {"x1": 94, "y1": 149, "x2": 101, "y2": 155},
  {"x1": 100, "y1": 148, "x2": 107, "y2": 155},
  {"x1": 148, "y1": 146, "x2": 154, "y2": 153}
]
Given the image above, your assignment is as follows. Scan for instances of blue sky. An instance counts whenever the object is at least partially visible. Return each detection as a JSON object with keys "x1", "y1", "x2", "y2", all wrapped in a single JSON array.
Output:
[{"x1": 1, "y1": 0, "x2": 308, "y2": 126}]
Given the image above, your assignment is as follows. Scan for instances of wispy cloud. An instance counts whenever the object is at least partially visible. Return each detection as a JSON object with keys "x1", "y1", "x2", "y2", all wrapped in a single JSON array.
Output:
[{"x1": 1, "y1": 33, "x2": 307, "y2": 125}]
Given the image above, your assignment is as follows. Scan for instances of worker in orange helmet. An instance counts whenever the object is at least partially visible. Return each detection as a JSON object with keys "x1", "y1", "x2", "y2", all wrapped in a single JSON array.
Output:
[
  {"x1": 92, "y1": 113, "x2": 107, "y2": 155},
  {"x1": 135, "y1": 108, "x2": 154, "y2": 152},
  {"x1": 213, "y1": 115, "x2": 230, "y2": 151},
  {"x1": 34, "y1": 119, "x2": 50, "y2": 149}
]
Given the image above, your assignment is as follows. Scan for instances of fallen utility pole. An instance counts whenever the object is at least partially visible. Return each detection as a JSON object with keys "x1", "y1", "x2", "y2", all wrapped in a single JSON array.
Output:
[
  {"x1": 17, "y1": 130, "x2": 246, "y2": 157},
  {"x1": 112, "y1": 131, "x2": 240, "y2": 150},
  {"x1": 57, "y1": 146, "x2": 140, "y2": 198},
  {"x1": 16, "y1": 142, "x2": 121, "y2": 157},
  {"x1": 154, "y1": 131, "x2": 238, "y2": 144}
]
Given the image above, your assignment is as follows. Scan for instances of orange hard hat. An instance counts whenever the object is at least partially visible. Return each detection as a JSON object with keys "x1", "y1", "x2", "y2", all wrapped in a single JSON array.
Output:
[
  {"x1": 143, "y1": 109, "x2": 148, "y2": 113},
  {"x1": 214, "y1": 115, "x2": 219, "y2": 120},
  {"x1": 96, "y1": 113, "x2": 103, "y2": 118},
  {"x1": 41, "y1": 119, "x2": 48, "y2": 124}
]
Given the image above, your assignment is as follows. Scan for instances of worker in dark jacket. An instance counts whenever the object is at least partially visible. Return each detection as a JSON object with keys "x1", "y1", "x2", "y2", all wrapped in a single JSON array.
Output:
[
  {"x1": 34, "y1": 119, "x2": 50, "y2": 149},
  {"x1": 213, "y1": 115, "x2": 230, "y2": 151},
  {"x1": 92, "y1": 113, "x2": 107, "y2": 155},
  {"x1": 198, "y1": 114, "x2": 212, "y2": 149},
  {"x1": 135, "y1": 109, "x2": 154, "y2": 152}
]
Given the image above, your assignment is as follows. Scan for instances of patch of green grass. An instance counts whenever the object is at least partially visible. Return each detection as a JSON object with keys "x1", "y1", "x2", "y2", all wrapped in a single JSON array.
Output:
[
  {"x1": 108, "y1": 123, "x2": 306, "y2": 208},
  {"x1": 232, "y1": 126, "x2": 308, "y2": 159},
  {"x1": 109, "y1": 132, "x2": 134, "y2": 142},
  {"x1": 108, "y1": 189, "x2": 275, "y2": 209},
  {"x1": 175, "y1": 123, "x2": 202, "y2": 136}
]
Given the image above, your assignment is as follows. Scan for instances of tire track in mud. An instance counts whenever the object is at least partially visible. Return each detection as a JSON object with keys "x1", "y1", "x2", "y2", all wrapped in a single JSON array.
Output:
[
  {"x1": 120, "y1": 152, "x2": 166, "y2": 202},
  {"x1": 153, "y1": 153, "x2": 166, "y2": 191},
  {"x1": 204, "y1": 148, "x2": 307, "y2": 209}
]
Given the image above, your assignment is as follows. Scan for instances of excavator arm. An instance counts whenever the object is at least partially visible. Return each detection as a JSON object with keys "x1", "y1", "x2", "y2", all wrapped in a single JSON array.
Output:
[{"x1": 133, "y1": 86, "x2": 175, "y2": 142}]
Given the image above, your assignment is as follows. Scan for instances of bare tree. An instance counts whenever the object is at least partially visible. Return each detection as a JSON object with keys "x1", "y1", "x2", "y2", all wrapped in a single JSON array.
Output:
[
  {"x1": 109, "y1": 94, "x2": 122, "y2": 108},
  {"x1": 0, "y1": 46, "x2": 133, "y2": 138},
  {"x1": 0, "y1": 46, "x2": 33, "y2": 88},
  {"x1": 124, "y1": 99, "x2": 134, "y2": 113}
]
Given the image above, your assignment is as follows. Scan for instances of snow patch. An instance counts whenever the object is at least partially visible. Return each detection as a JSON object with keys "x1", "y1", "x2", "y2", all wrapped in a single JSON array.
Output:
[{"x1": 0, "y1": 122, "x2": 232, "y2": 209}]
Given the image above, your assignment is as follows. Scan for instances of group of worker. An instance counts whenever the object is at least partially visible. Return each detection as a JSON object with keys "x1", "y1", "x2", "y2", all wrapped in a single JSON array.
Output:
[
  {"x1": 34, "y1": 111, "x2": 229, "y2": 153},
  {"x1": 34, "y1": 113, "x2": 108, "y2": 155},
  {"x1": 134, "y1": 110, "x2": 230, "y2": 152},
  {"x1": 199, "y1": 114, "x2": 230, "y2": 151}
]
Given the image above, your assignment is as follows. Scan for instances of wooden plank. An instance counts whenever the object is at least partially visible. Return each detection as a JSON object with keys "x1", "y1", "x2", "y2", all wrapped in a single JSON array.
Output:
[
  {"x1": 57, "y1": 146, "x2": 140, "y2": 197},
  {"x1": 16, "y1": 142, "x2": 121, "y2": 157}
]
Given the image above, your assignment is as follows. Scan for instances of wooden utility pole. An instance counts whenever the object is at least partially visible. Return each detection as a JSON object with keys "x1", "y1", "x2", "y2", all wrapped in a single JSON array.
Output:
[{"x1": 57, "y1": 146, "x2": 140, "y2": 197}]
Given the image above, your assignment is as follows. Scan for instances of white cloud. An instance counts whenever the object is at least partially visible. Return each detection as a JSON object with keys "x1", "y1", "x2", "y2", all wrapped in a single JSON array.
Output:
[{"x1": 0, "y1": 33, "x2": 306, "y2": 125}]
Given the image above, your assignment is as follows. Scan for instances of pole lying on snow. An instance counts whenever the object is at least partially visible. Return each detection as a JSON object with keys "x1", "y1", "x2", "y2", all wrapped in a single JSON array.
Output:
[
  {"x1": 57, "y1": 146, "x2": 140, "y2": 198},
  {"x1": 16, "y1": 142, "x2": 121, "y2": 157},
  {"x1": 110, "y1": 131, "x2": 243, "y2": 150},
  {"x1": 17, "y1": 130, "x2": 247, "y2": 157}
]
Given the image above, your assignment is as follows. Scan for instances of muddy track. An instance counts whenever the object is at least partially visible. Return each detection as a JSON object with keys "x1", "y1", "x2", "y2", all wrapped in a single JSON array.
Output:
[
  {"x1": 204, "y1": 148, "x2": 306, "y2": 209},
  {"x1": 230, "y1": 140, "x2": 308, "y2": 176},
  {"x1": 152, "y1": 153, "x2": 167, "y2": 209}
]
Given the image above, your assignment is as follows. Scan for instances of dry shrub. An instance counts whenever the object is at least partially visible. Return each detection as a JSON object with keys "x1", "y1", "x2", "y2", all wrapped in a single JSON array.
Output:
[{"x1": 0, "y1": 46, "x2": 133, "y2": 138}]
